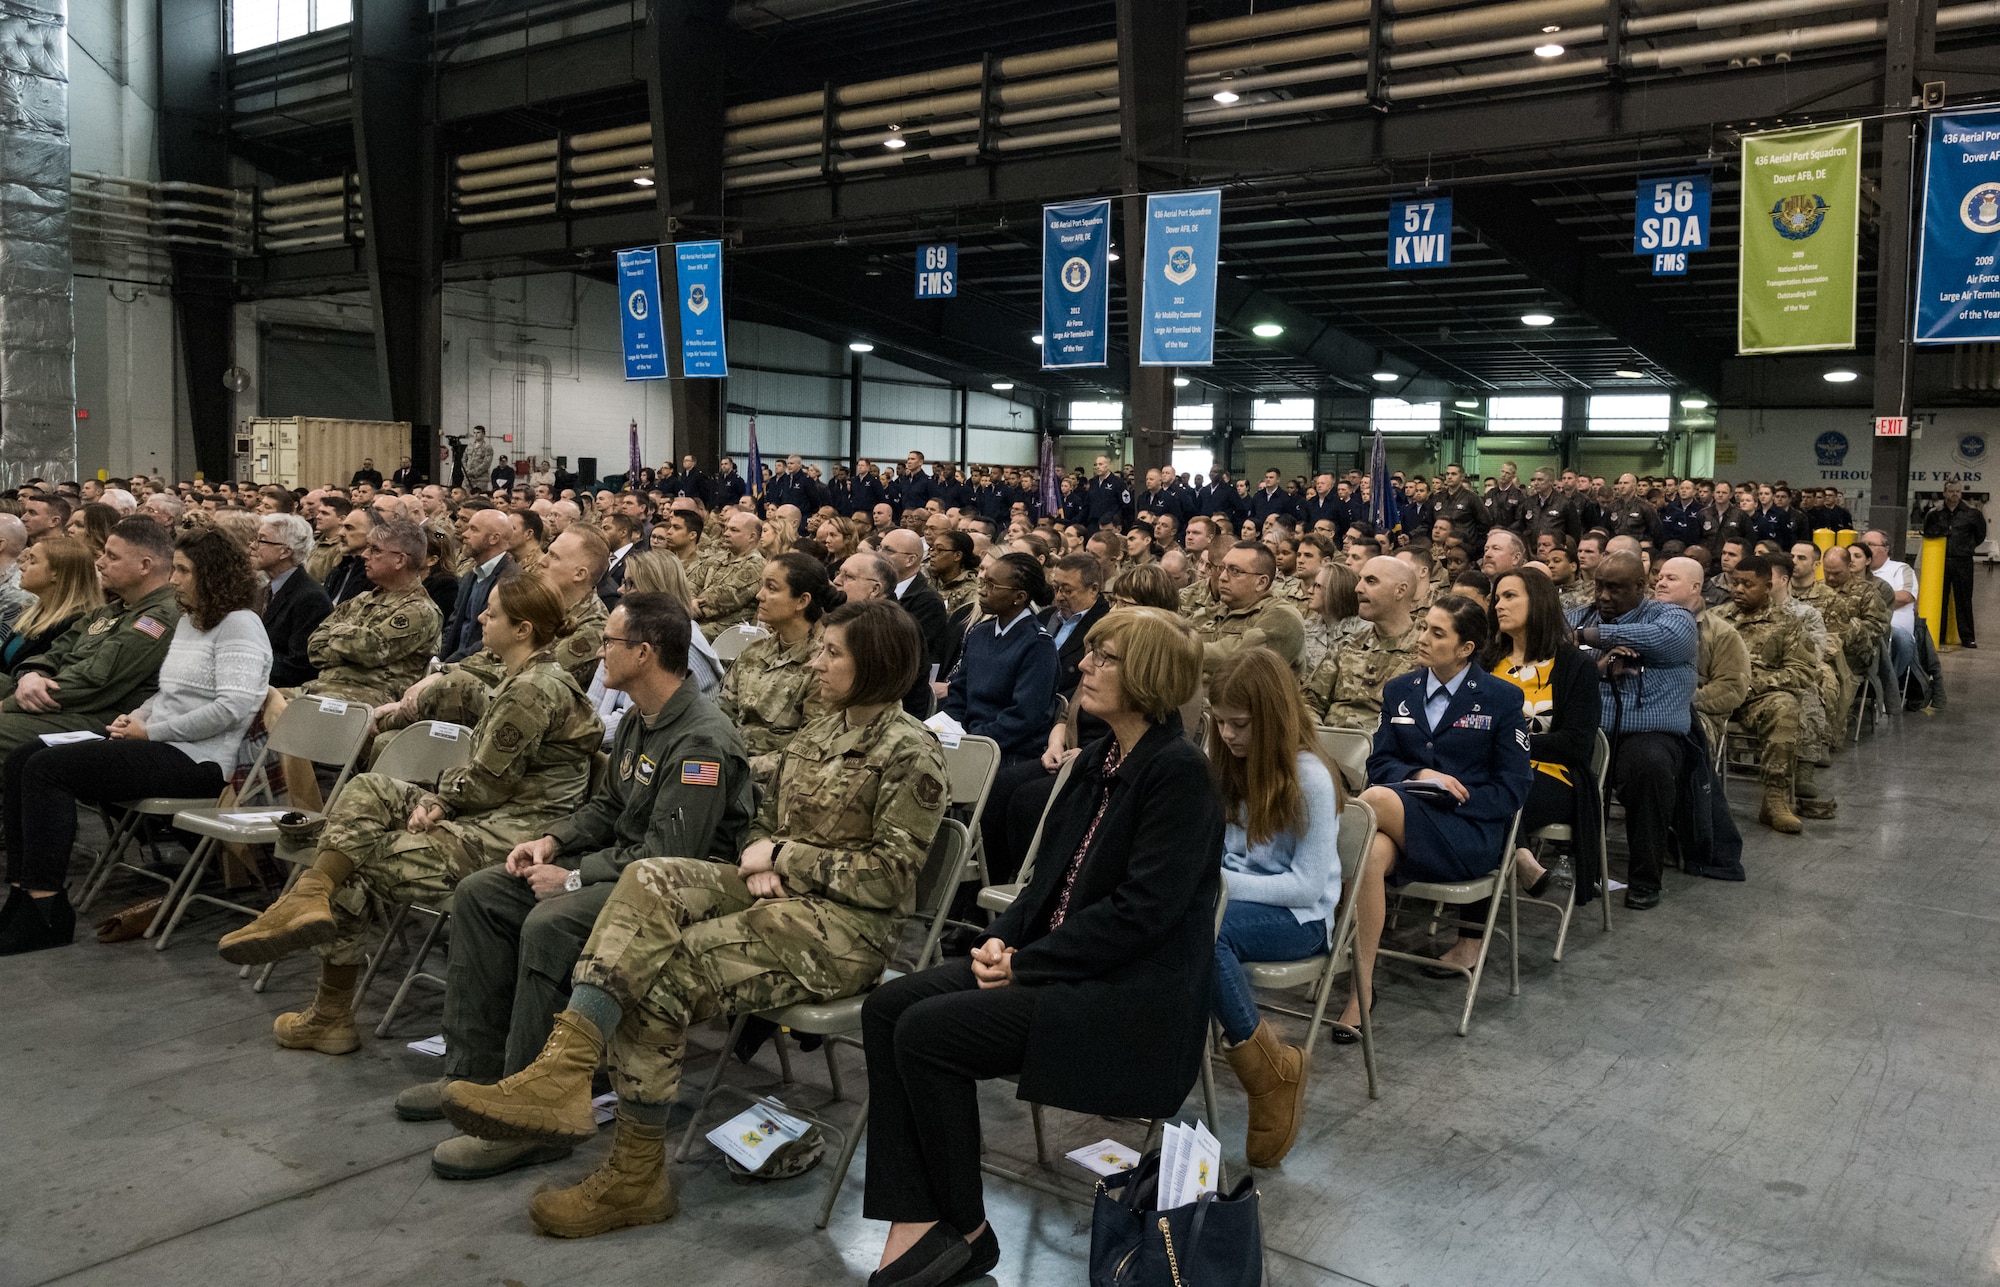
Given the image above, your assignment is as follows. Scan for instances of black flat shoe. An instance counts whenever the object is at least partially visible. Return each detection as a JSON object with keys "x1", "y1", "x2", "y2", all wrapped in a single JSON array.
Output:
[
  {"x1": 870, "y1": 1224, "x2": 971, "y2": 1287},
  {"x1": 1623, "y1": 887, "x2": 1661, "y2": 910},
  {"x1": 1420, "y1": 961, "x2": 1470, "y2": 979},
  {"x1": 1328, "y1": 992, "x2": 1379, "y2": 1044},
  {"x1": 944, "y1": 1224, "x2": 1000, "y2": 1286},
  {"x1": 0, "y1": 889, "x2": 74, "y2": 956}
]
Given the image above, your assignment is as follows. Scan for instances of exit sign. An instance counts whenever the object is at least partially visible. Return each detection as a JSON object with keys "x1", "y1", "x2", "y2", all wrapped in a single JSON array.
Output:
[{"x1": 1875, "y1": 416, "x2": 1907, "y2": 438}]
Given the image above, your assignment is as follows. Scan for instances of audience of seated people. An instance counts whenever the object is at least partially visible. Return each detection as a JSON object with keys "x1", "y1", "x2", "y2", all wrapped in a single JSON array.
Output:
[{"x1": 0, "y1": 457, "x2": 1934, "y2": 1275}]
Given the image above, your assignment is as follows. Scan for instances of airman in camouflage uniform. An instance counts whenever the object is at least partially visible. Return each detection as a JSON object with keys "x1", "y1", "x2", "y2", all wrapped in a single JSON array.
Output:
[
  {"x1": 282, "y1": 584, "x2": 442, "y2": 709},
  {"x1": 1178, "y1": 574, "x2": 1219, "y2": 630},
  {"x1": 934, "y1": 569, "x2": 978, "y2": 620},
  {"x1": 306, "y1": 530, "x2": 343, "y2": 583},
  {"x1": 1302, "y1": 618, "x2": 1422, "y2": 728},
  {"x1": 716, "y1": 623, "x2": 826, "y2": 788},
  {"x1": 1559, "y1": 578, "x2": 1594, "y2": 616},
  {"x1": 1715, "y1": 598, "x2": 1818, "y2": 831},
  {"x1": 1828, "y1": 561, "x2": 1891, "y2": 672},
  {"x1": 436, "y1": 703, "x2": 947, "y2": 1237},
  {"x1": 387, "y1": 591, "x2": 605, "y2": 731},
  {"x1": 1692, "y1": 606, "x2": 1752, "y2": 752},
  {"x1": 1197, "y1": 593, "x2": 1305, "y2": 679},
  {"x1": 693, "y1": 549, "x2": 764, "y2": 640},
  {"x1": 218, "y1": 654, "x2": 604, "y2": 1052}
]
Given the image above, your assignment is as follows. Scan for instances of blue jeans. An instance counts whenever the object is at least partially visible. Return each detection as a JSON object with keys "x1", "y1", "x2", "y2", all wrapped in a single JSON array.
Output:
[
  {"x1": 1212, "y1": 899, "x2": 1329, "y2": 1045},
  {"x1": 1889, "y1": 625, "x2": 1915, "y2": 686}
]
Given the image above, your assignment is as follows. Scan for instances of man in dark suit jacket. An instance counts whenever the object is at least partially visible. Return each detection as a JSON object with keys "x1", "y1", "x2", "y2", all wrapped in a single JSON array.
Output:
[
  {"x1": 1040, "y1": 553, "x2": 1110, "y2": 703},
  {"x1": 880, "y1": 528, "x2": 948, "y2": 672},
  {"x1": 597, "y1": 512, "x2": 642, "y2": 609},
  {"x1": 255, "y1": 513, "x2": 334, "y2": 688},
  {"x1": 446, "y1": 509, "x2": 515, "y2": 662}
]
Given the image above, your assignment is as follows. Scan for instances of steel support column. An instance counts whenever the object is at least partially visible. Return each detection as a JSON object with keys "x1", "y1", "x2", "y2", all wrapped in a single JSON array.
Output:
[
  {"x1": 848, "y1": 351, "x2": 864, "y2": 473},
  {"x1": 647, "y1": 0, "x2": 727, "y2": 469},
  {"x1": 158, "y1": 0, "x2": 232, "y2": 479},
  {"x1": 1118, "y1": 0, "x2": 1187, "y2": 476},
  {"x1": 1867, "y1": 0, "x2": 1936, "y2": 539},
  {"x1": 352, "y1": 0, "x2": 440, "y2": 479}
]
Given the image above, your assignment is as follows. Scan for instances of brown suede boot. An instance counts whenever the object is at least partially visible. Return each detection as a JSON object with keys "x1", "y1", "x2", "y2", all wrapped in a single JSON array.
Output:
[
  {"x1": 273, "y1": 966, "x2": 360, "y2": 1055},
  {"x1": 1222, "y1": 1020, "x2": 1308, "y2": 1168},
  {"x1": 528, "y1": 1114, "x2": 678, "y2": 1238},
  {"x1": 218, "y1": 867, "x2": 340, "y2": 964},
  {"x1": 440, "y1": 1010, "x2": 603, "y2": 1145},
  {"x1": 1760, "y1": 783, "x2": 1802, "y2": 834}
]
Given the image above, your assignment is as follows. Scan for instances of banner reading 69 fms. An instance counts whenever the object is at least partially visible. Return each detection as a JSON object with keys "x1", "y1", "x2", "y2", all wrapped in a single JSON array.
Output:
[
  {"x1": 1043, "y1": 199, "x2": 1111, "y2": 369},
  {"x1": 1738, "y1": 122, "x2": 1861, "y2": 354}
]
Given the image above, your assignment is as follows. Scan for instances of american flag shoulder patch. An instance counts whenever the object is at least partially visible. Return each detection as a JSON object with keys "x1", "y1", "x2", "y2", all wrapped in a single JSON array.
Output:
[
  {"x1": 682, "y1": 760, "x2": 721, "y2": 787},
  {"x1": 133, "y1": 616, "x2": 167, "y2": 639}
]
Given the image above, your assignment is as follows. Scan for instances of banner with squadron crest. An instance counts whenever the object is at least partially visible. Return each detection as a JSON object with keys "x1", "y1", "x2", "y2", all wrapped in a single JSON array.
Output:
[
  {"x1": 1042, "y1": 198, "x2": 1111, "y2": 369},
  {"x1": 1139, "y1": 188, "x2": 1221, "y2": 365},
  {"x1": 1738, "y1": 122, "x2": 1861, "y2": 354},
  {"x1": 1915, "y1": 108, "x2": 2000, "y2": 344}
]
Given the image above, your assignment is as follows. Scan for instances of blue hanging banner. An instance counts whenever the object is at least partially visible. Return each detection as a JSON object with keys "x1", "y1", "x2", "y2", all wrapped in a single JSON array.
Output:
[
  {"x1": 616, "y1": 246, "x2": 668, "y2": 380},
  {"x1": 1388, "y1": 197, "x2": 1451, "y2": 269},
  {"x1": 1139, "y1": 188, "x2": 1222, "y2": 366},
  {"x1": 1633, "y1": 173, "x2": 1709, "y2": 277},
  {"x1": 673, "y1": 239, "x2": 729, "y2": 378},
  {"x1": 1915, "y1": 108, "x2": 2000, "y2": 344},
  {"x1": 915, "y1": 242, "x2": 958, "y2": 298},
  {"x1": 1042, "y1": 198, "x2": 1112, "y2": 369}
]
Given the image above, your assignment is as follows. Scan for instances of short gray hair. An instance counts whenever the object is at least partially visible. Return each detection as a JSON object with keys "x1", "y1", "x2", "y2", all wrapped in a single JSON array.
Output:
[
  {"x1": 370, "y1": 518, "x2": 427, "y2": 563},
  {"x1": 260, "y1": 512, "x2": 313, "y2": 565}
]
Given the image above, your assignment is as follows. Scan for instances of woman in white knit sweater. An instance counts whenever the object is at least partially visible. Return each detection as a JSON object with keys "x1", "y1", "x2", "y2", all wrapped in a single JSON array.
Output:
[{"x1": 0, "y1": 529, "x2": 271, "y2": 955}]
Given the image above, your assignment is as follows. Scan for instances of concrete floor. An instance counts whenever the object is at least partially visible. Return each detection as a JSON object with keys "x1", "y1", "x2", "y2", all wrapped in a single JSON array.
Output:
[{"x1": 5, "y1": 585, "x2": 1999, "y2": 1287}]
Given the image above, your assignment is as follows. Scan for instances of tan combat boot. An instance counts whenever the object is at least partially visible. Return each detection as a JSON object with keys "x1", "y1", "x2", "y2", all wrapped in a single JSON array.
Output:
[
  {"x1": 1759, "y1": 783, "x2": 1802, "y2": 834},
  {"x1": 528, "y1": 1114, "x2": 678, "y2": 1238},
  {"x1": 440, "y1": 1010, "x2": 602, "y2": 1144},
  {"x1": 1795, "y1": 764, "x2": 1836, "y2": 818},
  {"x1": 1222, "y1": 1019, "x2": 1308, "y2": 1168},
  {"x1": 273, "y1": 970, "x2": 360, "y2": 1055},
  {"x1": 218, "y1": 868, "x2": 339, "y2": 964}
]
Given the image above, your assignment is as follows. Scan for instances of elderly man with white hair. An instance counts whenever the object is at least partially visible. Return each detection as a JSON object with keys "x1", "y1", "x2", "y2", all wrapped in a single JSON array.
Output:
[
  {"x1": 101, "y1": 488, "x2": 138, "y2": 516},
  {"x1": 143, "y1": 492, "x2": 185, "y2": 527},
  {"x1": 0, "y1": 513, "x2": 34, "y2": 631},
  {"x1": 256, "y1": 512, "x2": 334, "y2": 688}
]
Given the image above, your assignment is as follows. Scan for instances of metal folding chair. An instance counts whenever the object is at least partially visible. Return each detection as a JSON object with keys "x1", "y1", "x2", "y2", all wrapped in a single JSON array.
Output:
[
  {"x1": 939, "y1": 733, "x2": 1000, "y2": 883},
  {"x1": 1377, "y1": 813, "x2": 1524, "y2": 1036},
  {"x1": 974, "y1": 753, "x2": 1075, "y2": 917},
  {"x1": 1316, "y1": 725, "x2": 1373, "y2": 795},
  {"x1": 711, "y1": 623, "x2": 769, "y2": 664},
  {"x1": 1242, "y1": 797, "x2": 1381, "y2": 1098},
  {"x1": 151, "y1": 697, "x2": 373, "y2": 951},
  {"x1": 1523, "y1": 729, "x2": 1613, "y2": 957},
  {"x1": 673, "y1": 819, "x2": 971, "y2": 1229}
]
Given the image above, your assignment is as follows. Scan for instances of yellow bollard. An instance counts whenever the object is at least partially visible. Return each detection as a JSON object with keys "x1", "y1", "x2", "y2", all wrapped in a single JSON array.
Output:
[
  {"x1": 1917, "y1": 535, "x2": 1953, "y2": 645},
  {"x1": 1835, "y1": 530, "x2": 1857, "y2": 547},
  {"x1": 1813, "y1": 529, "x2": 1834, "y2": 579}
]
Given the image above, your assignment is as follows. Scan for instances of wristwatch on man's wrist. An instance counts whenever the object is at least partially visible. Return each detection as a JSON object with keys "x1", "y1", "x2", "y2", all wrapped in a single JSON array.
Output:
[{"x1": 563, "y1": 869, "x2": 582, "y2": 894}]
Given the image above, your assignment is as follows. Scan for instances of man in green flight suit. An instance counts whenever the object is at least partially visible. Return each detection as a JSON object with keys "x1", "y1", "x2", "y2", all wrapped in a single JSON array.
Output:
[
  {"x1": 0, "y1": 517, "x2": 181, "y2": 757},
  {"x1": 397, "y1": 593, "x2": 753, "y2": 1182}
]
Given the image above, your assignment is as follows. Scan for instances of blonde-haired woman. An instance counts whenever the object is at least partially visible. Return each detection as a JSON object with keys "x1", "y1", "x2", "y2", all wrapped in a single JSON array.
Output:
[
  {"x1": 585, "y1": 551, "x2": 721, "y2": 743},
  {"x1": 759, "y1": 517, "x2": 796, "y2": 559},
  {"x1": 1205, "y1": 646, "x2": 1342, "y2": 1168},
  {"x1": 0, "y1": 538, "x2": 103, "y2": 676}
]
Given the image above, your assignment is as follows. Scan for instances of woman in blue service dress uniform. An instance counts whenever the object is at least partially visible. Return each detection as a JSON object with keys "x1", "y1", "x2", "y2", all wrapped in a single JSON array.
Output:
[{"x1": 1334, "y1": 593, "x2": 1534, "y2": 1033}]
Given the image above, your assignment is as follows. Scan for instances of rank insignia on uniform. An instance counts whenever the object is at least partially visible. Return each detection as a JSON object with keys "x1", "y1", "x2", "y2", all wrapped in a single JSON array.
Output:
[
  {"x1": 619, "y1": 749, "x2": 636, "y2": 780},
  {"x1": 87, "y1": 617, "x2": 113, "y2": 635},
  {"x1": 637, "y1": 755, "x2": 658, "y2": 785},
  {"x1": 681, "y1": 759, "x2": 719, "y2": 787},
  {"x1": 1452, "y1": 714, "x2": 1492, "y2": 730},
  {"x1": 133, "y1": 616, "x2": 166, "y2": 639}
]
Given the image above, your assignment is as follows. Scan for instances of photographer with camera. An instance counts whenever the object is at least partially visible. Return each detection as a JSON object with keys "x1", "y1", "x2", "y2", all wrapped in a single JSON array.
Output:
[{"x1": 1569, "y1": 551, "x2": 1696, "y2": 911}]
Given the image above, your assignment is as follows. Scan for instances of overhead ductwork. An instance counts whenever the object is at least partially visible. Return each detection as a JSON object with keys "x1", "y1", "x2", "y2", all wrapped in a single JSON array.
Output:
[{"x1": 0, "y1": 0, "x2": 75, "y2": 483}]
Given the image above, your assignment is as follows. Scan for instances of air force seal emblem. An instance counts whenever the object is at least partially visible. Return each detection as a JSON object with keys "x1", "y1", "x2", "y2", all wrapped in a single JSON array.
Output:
[
  {"x1": 1961, "y1": 182, "x2": 2000, "y2": 234},
  {"x1": 1771, "y1": 193, "x2": 1829, "y2": 240},
  {"x1": 627, "y1": 290, "x2": 649, "y2": 321},
  {"x1": 1163, "y1": 245, "x2": 1197, "y2": 285},
  {"x1": 687, "y1": 283, "x2": 709, "y2": 315},
  {"x1": 1061, "y1": 257, "x2": 1091, "y2": 292}
]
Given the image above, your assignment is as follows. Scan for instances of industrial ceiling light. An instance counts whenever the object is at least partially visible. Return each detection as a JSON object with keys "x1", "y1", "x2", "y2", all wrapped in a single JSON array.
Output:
[
  {"x1": 1542, "y1": 24, "x2": 1562, "y2": 32},
  {"x1": 883, "y1": 136, "x2": 907, "y2": 150},
  {"x1": 1679, "y1": 396, "x2": 1710, "y2": 408},
  {"x1": 1823, "y1": 369, "x2": 1859, "y2": 383},
  {"x1": 1212, "y1": 88, "x2": 1240, "y2": 104},
  {"x1": 1252, "y1": 322, "x2": 1285, "y2": 337},
  {"x1": 1455, "y1": 399, "x2": 1479, "y2": 408},
  {"x1": 1613, "y1": 368, "x2": 1644, "y2": 379},
  {"x1": 1372, "y1": 370, "x2": 1399, "y2": 382},
  {"x1": 1108, "y1": 248, "x2": 1120, "y2": 261},
  {"x1": 848, "y1": 341, "x2": 874, "y2": 352},
  {"x1": 1534, "y1": 43, "x2": 1564, "y2": 57},
  {"x1": 1521, "y1": 312, "x2": 1555, "y2": 326},
  {"x1": 632, "y1": 175, "x2": 655, "y2": 187},
  {"x1": 1174, "y1": 376, "x2": 1190, "y2": 387},
  {"x1": 1263, "y1": 394, "x2": 1284, "y2": 405},
  {"x1": 1031, "y1": 333, "x2": 1044, "y2": 345},
  {"x1": 991, "y1": 381, "x2": 1014, "y2": 391}
]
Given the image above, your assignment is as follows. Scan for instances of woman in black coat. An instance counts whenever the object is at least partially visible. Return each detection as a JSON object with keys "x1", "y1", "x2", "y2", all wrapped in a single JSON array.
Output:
[
  {"x1": 1431, "y1": 567, "x2": 1600, "y2": 971},
  {"x1": 860, "y1": 606, "x2": 1223, "y2": 1287}
]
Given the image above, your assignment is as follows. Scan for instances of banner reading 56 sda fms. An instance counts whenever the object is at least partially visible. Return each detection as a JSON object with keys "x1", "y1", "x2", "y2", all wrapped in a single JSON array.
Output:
[
  {"x1": 1043, "y1": 199, "x2": 1111, "y2": 369},
  {"x1": 1916, "y1": 108, "x2": 2000, "y2": 344},
  {"x1": 617, "y1": 247, "x2": 668, "y2": 380},
  {"x1": 1140, "y1": 189, "x2": 1221, "y2": 366},
  {"x1": 674, "y1": 240, "x2": 728, "y2": 378}
]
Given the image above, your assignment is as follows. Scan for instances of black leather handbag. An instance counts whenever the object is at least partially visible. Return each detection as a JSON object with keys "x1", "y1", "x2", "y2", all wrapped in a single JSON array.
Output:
[{"x1": 1089, "y1": 1148, "x2": 1263, "y2": 1287}]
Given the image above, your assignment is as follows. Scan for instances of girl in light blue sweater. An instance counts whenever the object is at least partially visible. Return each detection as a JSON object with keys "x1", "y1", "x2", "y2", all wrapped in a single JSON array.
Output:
[{"x1": 1205, "y1": 647, "x2": 1342, "y2": 1169}]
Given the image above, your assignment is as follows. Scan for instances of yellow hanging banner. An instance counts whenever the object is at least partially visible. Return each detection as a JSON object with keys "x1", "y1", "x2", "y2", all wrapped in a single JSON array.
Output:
[{"x1": 1738, "y1": 122, "x2": 1862, "y2": 354}]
